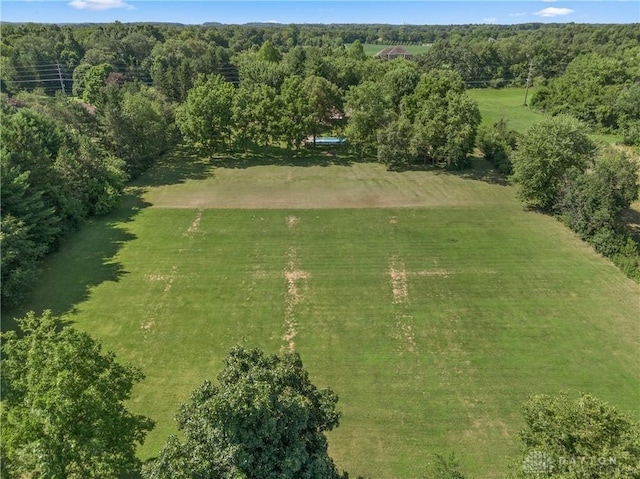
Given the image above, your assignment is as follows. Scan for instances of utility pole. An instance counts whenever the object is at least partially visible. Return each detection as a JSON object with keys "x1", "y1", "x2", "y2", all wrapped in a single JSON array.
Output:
[
  {"x1": 56, "y1": 61, "x2": 66, "y2": 94},
  {"x1": 523, "y1": 59, "x2": 534, "y2": 106}
]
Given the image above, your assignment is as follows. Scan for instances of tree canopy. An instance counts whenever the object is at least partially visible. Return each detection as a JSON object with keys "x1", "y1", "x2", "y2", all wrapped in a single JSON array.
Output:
[
  {"x1": 511, "y1": 392, "x2": 640, "y2": 478},
  {"x1": 512, "y1": 115, "x2": 597, "y2": 212},
  {"x1": 143, "y1": 346, "x2": 347, "y2": 479},
  {"x1": 1, "y1": 311, "x2": 155, "y2": 478}
]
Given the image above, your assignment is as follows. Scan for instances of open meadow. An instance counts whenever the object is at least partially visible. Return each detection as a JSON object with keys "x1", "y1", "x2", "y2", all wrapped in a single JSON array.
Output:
[
  {"x1": 468, "y1": 87, "x2": 543, "y2": 133},
  {"x1": 8, "y1": 147, "x2": 639, "y2": 478},
  {"x1": 345, "y1": 43, "x2": 432, "y2": 56}
]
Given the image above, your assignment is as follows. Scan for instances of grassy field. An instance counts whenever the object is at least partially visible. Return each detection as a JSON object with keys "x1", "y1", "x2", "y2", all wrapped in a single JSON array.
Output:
[
  {"x1": 345, "y1": 43, "x2": 432, "y2": 56},
  {"x1": 8, "y1": 149, "x2": 639, "y2": 478},
  {"x1": 468, "y1": 87, "x2": 622, "y2": 144},
  {"x1": 467, "y1": 88, "x2": 544, "y2": 134}
]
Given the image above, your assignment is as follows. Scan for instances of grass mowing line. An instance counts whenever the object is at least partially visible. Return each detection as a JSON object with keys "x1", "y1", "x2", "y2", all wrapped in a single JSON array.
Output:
[
  {"x1": 6, "y1": 161, "x2": 639, "y2": 478},
  {"x1": 142, "y1": 155, "x2": 516, "y2": 210}
]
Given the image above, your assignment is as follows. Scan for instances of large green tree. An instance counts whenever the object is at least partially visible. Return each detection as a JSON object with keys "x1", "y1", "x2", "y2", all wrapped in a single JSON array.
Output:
[
  {"x1": 143, "y1": 346, "x2": 347, "y2": 479},
  {"x1": 512, "y1": 115, "x2": 597, "y2": 211},
  {"x1": 404, "y1": 69, "x2": 481, "y2": 169},
  {"x1": 303, "y1": 75, "x2": 343, "y2": 144},
  {"x1": 344, "y1": 80, "x2": 391, "y2": 157},
  {"x1": 510, "y1": 393, "x2": 640, "y2": 478},
  {"x1": 176, "y1": 74, "x2": 235, "y2": 154},
  {"x1": 557, "y1": 148, "x2": 640, "y2": 277},
  {"x1": 279, "y1": 75, "x2": 315, "y2": 149},
  {"x1": 232, "y1": 83, "x2": 282, "y2": 149},
  {"x1": 1, "y1": 311, "x2": 155, "y2": 478}
]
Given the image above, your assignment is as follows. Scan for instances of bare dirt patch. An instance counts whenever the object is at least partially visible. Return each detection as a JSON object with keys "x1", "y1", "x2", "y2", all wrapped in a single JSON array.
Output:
[
  {"x1": 141, "y1": 320, "x2": 155, "y2": 330},
  {"x1": 184, "y1": 209, "x2": 203, "y2": 236},
  {"x1": 146, "y1": 266, "x2": 177, "y2": 293},
  {"x1": 389, "y1": 256, "x2": 409, "y2": 305},
  {"x1": 282, "y1": 247, "x2": 310, "y2": 352},
  {"x1": 412, "y1": 269, "x2": 450, "y2": 277},
  {"x1": 286, "y1": 215, "x2": 299, "y2": 229},
  {"x1": 396, "y1": 315, "x2": 417, "y2": 353}
]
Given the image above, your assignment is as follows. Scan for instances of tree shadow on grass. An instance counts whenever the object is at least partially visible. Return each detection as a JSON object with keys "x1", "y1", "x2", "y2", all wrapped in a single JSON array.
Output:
[
  {"x1": 435, "y1": 157, "x2": 511, "y2": 186},
  {"x1": 387, "y1": 156, "x2": 511, "y2": 186},
  {"x1": 133, "y1": 145, "x2": 216, "y2": 188},
  {"x1": 214, "y1": 144, "x2": 362, "y2": 169},
  {"x1": 2, "y1": 189, "x2": 150, "y2": 330}
]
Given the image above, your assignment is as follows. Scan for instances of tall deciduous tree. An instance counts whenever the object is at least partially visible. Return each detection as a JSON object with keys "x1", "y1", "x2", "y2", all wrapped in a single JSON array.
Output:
[
  {"x1": 510, "y1": 393, "x2": 640, "y2": 478},
  {"x1": 1, "y1": 311, "x2": 155, "y2": 478},
  {"x1": 232, "y1": 83, "x2": 282, "y2": 149},
  {"x1": 82, "y1": 63, "x2": 113, "y2": 106},
  {"x1": 176, "y1": 74, "x2": 235, "y2": 154},
  {"x1": 256, "y1": 40, "x2": 282, "y2": 63},
  {"x1": 404, "y1": 69, "x2": 480, "y2": 169},
  {"x1": 143, "y1": 346, "x2": 347, "y2": 479},
  {"x1": 280, "y1": 75, "x2": 314, "y2": 149},
  {"x1": 512, "y1": 115, "x2": 597, "y2": 211},
  {"x1": 558, "y1": 148, "x2": 639, "y2": 263},
  {"x1": 344, "y1": 80, "x2": 391, "y2": 157},
  {"x1": 303, "y1": 75, "x2": 342, "y2": 144}
]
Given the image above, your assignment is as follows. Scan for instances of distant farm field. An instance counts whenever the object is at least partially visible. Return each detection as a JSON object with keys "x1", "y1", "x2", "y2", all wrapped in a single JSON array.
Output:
[
  {"x1": 9, "y1": 149, "x2": 639, "y2": 478},
  {"x1": 345, "y1": 42, "x2": 432, "y2": 56}
]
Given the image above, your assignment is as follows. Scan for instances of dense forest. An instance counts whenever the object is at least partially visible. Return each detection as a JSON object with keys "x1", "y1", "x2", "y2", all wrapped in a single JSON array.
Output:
[{"x1": 2, "y1": 21, "x2": 639, "y2": 307}]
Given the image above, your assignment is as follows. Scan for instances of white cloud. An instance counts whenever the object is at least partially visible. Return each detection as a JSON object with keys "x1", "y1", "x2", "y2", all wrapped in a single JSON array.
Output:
[
  {"x1": 541, "y1": 0, "x2": 557, "y2": 2},
  {"x1": 509, "y1": 12, "x2": 528, "y2": 17},
  {"x1": 482, "y1": 17, "x2": 498, "y2": 24},
  {"x1": 68, "y1": 0, "x2": 133, "y2": 10},
  {"x1": 535, "y1": 7, "x2": 574, "y2": 17}
]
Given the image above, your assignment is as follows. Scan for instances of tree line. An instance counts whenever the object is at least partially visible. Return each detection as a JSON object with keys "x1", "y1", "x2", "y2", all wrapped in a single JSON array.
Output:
[
  {"x1": 2, "y1": 312, "x2": 639, "y2": 478},
  {"x1": 2, "y1": 21, "x2": 638, "y2": 89},
  {"x1": 479, "y1": 114, "x2": 640, "y2": 280},
  {"x1": 1, "y1": 82, "x2": 176, "y2": 308}
]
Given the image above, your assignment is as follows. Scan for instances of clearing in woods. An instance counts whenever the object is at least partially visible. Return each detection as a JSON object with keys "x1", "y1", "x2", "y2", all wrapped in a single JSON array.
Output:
[{"x1": 7, "y1": 150, "x2": 639, "y2": 478}]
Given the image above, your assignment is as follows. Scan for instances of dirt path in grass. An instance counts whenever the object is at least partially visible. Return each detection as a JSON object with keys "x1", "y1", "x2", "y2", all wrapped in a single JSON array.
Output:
[
  {"x1": 388, "y1": 256, "x2": 453, "y2": 354},
  {"x1": 388, "y1": 256, "x2": 416, "y2": 353},
  {"x1": 282, "y1": 215, "x2": 310, "y2": 352}
]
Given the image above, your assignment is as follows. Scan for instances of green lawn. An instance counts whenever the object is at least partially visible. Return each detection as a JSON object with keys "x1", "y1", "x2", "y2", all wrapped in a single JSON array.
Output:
[
  {"x1": 468, "y1": 87, "x2": 622, "y2": 145},
  {"x1": 345, "y1": 43, "x2": 432, "y2": 56},
  {"x1": 468, "y1": 87, "x2": 544, "y2": 134},
  {"x1": 8, "y1": 151, "x2": 639, "y2": 478}
]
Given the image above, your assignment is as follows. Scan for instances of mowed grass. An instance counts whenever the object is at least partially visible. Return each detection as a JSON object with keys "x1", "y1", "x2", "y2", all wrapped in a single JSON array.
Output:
[
  {"x1": 468, "y1": 87, "x2": 621, "y2": 144},
  {"x1": 7, "y1": 153, "x2": 640, "y2": 478},
  {"x1": 468, "y1": 87, "x2": 544, "y2": 133},
  {"x1": 345, "y1": 43, "x2": 432, "y2": 56}
]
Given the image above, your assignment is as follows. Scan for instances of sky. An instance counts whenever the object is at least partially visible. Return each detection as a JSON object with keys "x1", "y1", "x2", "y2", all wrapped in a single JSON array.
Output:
[{"x1": 1, "y1": 0, "x2": 639, "y2": 25}]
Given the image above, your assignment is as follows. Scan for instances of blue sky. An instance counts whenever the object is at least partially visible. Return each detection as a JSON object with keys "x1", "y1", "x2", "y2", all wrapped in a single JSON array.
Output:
[{"x1": 1, "y1": 0, "x2": 639, "y2": 25}]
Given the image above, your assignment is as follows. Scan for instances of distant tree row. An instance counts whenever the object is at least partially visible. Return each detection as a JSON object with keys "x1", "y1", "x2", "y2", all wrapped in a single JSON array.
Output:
[
  {"x1": 2, "y1": 22, "x2": 639, "y2": 97},
  {"x1": 3, "y1": 313, "x2": 640, "y2": 478},
  {"x1": 531, "y1": 49, "x2": 640, "y2": 145}
]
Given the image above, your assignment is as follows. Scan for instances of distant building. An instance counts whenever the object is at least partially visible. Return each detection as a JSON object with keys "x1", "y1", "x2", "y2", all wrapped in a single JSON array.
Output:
[{"x1": 374, "y1": 46, "x2": 413, "y2": 60}]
